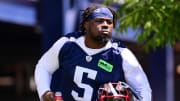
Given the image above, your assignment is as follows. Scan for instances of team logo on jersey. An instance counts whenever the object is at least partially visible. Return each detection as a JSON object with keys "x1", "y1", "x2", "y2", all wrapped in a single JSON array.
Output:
[
  {"x1": 86, "y1": 55, "x2": 92, "y2": 62},
  {"x1": 98, "y1": 59, "x2": 113, "y2": 72}
]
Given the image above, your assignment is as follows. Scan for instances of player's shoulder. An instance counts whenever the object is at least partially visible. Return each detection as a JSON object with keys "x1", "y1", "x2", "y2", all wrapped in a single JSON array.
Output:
[
  {"x1": 63, "y1": 31, "x2": 83, "y2": 39},
  {"x1": 110, "y1": 38, "x2": 127, "y2": 49},
  {"x1": 110, "y1": 39, "x2": 134, "y2": 56},
  {"x1": 112, "y1": 40, "x2": 137, "y2": 64},
  {"x1": 55, "y1": 32, "x2": 83, "y2": 51},
  {"x1": 50, "y1": 32, "x2": 82, "y2": 51},
  {"x1": 55, "y1": 31, "x2": 83, "y2": 44}
]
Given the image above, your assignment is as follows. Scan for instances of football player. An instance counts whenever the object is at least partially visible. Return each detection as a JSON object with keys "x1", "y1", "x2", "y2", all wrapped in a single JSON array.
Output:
[{"x1": 35, "y1": 4, "x2": 152, "y2": 101}]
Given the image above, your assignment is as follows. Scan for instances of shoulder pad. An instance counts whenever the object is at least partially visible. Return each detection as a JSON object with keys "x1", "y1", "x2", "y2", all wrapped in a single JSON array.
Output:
[
  {"x1": 63, "y1": 31, "x2": 83, "y2": 39},
  {"x1": 110, "y1": 39, "x2": 127, "y2": 48}
]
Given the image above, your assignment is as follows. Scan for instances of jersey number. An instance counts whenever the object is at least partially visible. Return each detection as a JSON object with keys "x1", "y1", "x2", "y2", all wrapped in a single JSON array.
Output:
[{"x1": 71, "y1": 66, "x2": 97, "y2": 101}]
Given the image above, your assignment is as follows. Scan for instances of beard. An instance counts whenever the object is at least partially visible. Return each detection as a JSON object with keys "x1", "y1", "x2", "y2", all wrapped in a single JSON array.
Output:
[{"x1": 90, "y1": 32, "x2": 111, "y2": 44}]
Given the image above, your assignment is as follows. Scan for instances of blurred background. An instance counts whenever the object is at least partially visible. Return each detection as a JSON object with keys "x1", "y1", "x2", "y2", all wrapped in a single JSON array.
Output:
[{"x1": 0, "y1": 0, "x2": 179, "y2": 101}]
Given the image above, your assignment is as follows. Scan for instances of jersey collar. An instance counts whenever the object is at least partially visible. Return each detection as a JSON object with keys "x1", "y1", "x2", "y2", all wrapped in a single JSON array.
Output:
[{"x1": 75, "y1": 36, "x2": 113, "y2": 56}]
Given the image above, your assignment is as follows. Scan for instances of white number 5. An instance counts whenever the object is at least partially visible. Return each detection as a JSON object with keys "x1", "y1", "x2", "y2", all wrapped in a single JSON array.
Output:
[{"x1": 71, "y1": 66, "x2": 97, "y2": 101}]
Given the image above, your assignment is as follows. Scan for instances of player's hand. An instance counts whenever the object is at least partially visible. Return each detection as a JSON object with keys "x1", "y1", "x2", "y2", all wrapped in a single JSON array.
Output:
[{"x1": 42, "y1": 91, "x2": 55, "y2": 101}]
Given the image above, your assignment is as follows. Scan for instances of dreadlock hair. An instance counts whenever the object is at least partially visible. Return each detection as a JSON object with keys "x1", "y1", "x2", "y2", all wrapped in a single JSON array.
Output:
[{"x1": 80, "y1": 4, "x2": 118, "y2": 35}]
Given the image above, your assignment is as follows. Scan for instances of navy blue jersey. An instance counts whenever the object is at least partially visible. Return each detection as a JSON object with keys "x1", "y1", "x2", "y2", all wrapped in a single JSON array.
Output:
[
  {"x1": 50, "y1": 32, "x2": 126, "y2": 101},
  {"x1": 35, "y1": 32, "x2": 151, "y2": 101}
]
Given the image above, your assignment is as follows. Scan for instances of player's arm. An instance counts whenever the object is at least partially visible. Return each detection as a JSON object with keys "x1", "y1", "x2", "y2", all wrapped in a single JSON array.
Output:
[
  {"x1": 34, "y1": 37, "x2": 68, "y2": 101},
  {"x1": 120, "y1": 48, "x2": 152, "y2": 101}
]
